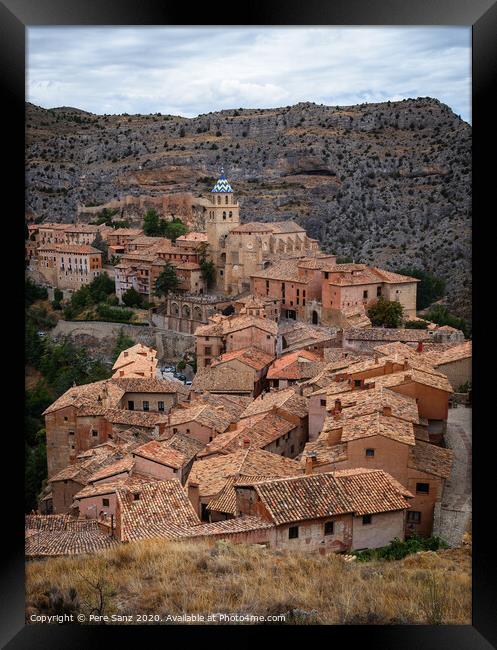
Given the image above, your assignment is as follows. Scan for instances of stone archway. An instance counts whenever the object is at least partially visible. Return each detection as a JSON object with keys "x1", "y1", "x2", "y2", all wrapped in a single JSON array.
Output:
[{"x1": 312, "y1": 310, "x2": 319, "y2": 325}]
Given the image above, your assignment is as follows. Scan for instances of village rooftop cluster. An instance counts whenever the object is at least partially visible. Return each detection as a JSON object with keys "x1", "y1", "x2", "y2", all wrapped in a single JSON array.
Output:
[{"x1": 25, "y1": 172, "x2": 472, "y2": 558}]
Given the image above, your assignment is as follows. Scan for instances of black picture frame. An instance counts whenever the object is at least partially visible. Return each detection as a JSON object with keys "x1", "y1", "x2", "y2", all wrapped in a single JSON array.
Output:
[{"x1": 2, "y1": 0, "x2": 494, "y2": 647}]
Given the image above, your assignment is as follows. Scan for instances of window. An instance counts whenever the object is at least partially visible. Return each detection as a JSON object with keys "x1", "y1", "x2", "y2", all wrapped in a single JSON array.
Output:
[
  {"x1": 416, "y1": 482, "x2": 430, "y2": 494},
  {"x1": 324, "y1": 272, "x2": 329, "y2": 279},
  {"x1": 320, "y1": 399, "x2": 326, "y2": 407},
  {"x1": 407, "y1": 511, "x2": 421, "y2": 523},
  {"x1": 158, "y1": 401, "x2": 165, "y2": 412},
  {"x1": 365, "y1": 448, "x2": 375, "y2": 457},
  {"x1": 324, "y1": 521, "x2": 334, "y2": 535},
  {"x1": 290, "y1": 445, "x2": 295, "y2": 454},
  {"x1": 362, "y1": 514, "x2": 372, "y2": 525},
  {"x1": 377, "y1": 286, "x2": 382, "y2": 297},
  {"x1": 205, "y1": 346, "x2": 212, "y2": 356},
  {"x1": 102, "y1": 498, "x2": 109, "y2": 507},
  {"x1": 69, "y1": 431, "x2": 74, "y2": 436},
  {"x1": 288, "y1": 526, "x2": 299, "y2": 539},
  {"x1": 143, "y1": 401, "x2": 149, "y2": 411},
  {"x1": 133, "y1": 493, "x2": 140, "y2": 501},
  {"x1": 354, "y1": 380, "x2": 361, "y2": 387},
  {"x1": 128, "y1": 400, "x2": 134, "y2": 410},
  {"x1": 363, "y1": 290, "x2": 368, "y2": 299},
  {"x1": 91, "y1": 430, "x2": 98, "y2": 437}
]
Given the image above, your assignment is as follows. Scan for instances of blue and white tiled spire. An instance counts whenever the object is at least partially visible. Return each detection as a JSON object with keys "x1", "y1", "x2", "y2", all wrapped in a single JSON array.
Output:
[{"x1": 211, "y1": 167, "x2": 233, "y2": 193}]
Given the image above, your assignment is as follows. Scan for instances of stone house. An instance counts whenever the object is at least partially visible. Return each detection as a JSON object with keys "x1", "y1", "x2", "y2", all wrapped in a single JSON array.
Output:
[
  {"x1": 36, "y1": 243, "x2": 103, "y2": 290},
  {"x1": 187, "y1": 447, "x2": 302, "y2": 521},
  {"x1": 301, "y1": 390, "x2": 453, "y2": 537},
  {"x1": 163, "y1": 394, "x2": 251, "y2": 445},
  {"x1": 343, "y1": 328, "x2": 430, "y2": 354},
  {"x1": 232, "y1": 468, "x2": 413, "y2": 553},
  {"x1": 198, "y1": 409, "x2": 303, "y2": 461},
  {"x1": 194, "y1": 313, "x2": 278, "y2": 369},
  {"x1": 266, "y1": 349, "x2": 323, "y2": 389}
]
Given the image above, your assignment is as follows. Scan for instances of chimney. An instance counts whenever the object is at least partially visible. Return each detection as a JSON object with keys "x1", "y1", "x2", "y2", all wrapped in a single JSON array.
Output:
[
  {"x1": 188, "y1": 482, "x2": 200, "y2": 516},
  {"x1": 417, "y1": 342, "x2": 424, "y2": 353},
  {"x1": 305, "y1": 454, "x2": 316, "y2": 475},
  {"x1": 382, "y1": 405, "x2": 392, "y2": 417}
]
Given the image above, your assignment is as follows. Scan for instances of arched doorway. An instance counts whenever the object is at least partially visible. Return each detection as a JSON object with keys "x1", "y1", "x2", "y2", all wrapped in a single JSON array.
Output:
[{"x1": 312, "y1": 310, "x2": 319, "y2": 325}]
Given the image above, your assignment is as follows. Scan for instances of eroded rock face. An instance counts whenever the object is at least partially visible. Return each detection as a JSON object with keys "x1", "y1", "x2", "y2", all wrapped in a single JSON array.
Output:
[{"x1": 25, "y1": 98, "x2": 471, "y2": 320}]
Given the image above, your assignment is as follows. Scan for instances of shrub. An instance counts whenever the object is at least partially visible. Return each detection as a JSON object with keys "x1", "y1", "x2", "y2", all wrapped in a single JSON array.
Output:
[
  {"x1": 122, "y1": 287, "x2": 143, "y2": 308},
  {"x1": 368, "y1": 298, "x2": 404, "y2": 328}
]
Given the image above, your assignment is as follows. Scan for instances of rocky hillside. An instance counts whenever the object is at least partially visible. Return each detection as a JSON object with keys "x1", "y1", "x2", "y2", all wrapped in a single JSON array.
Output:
[{"x1": 25, "y1": 99, "x2": 471, "y2": 319}]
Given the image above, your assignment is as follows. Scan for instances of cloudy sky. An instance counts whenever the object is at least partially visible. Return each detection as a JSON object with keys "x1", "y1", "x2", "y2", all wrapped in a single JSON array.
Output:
[{"x1": 27, "y1": 27, "x2": 471, "y2": 123}]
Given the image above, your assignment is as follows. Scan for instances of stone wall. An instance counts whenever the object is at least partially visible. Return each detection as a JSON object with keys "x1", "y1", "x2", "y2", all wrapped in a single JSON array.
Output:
[{"x1": 51, "y1": 319, "x2": 194, "y2": 362}]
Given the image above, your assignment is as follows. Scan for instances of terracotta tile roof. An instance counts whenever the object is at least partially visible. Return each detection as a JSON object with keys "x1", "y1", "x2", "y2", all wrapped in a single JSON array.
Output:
[
  {"x1": 104, "y1": 408, "x2": 168, "y2": 428},
  {"x1": 364, "y1": 368, "x2": 453, "y2": 393},
  {"x1": 239, "y1": 469, "x2": 412, "y2": 525},
  {"x1": 176, "y1": 232, "x2": 208, "y2": 242},
  {"x1": 229, "y1": 222, "x2": 274, "y2": 233},
  {"x1": 74, "y1": 473, "x2": 161, "y2": 500},
  {"x1": 408, "y1": 440, "x2": 453, "y2": 479},
  {"x1": 49, "y1": 443, "x2": 130, "y2": 485},
  {"x1": 191, "y1": 365, "x2": 255, "y2": 394},
  {"x1": 43, "y1": 380, "x2": 125, "y2": 415},
  {"x1": 206, "y1": 475, "x2": 275, "y2": 515},
  {"x1": 112, "y1": 377, "x2": 189, "y2": 395},
  {"x1": 210, "y1": 347, "x2": 274, "y2": 371},
  {"x1": 332, "y1": 387, "x2": 420, "y2": 424},
  {"x1": 250, "y1": 259, "x2": 308, "y2": 282},
  {"x1": 188, "y1": 448, "x2": 302, "y2": 498},
  {"x1": 344, "y1": 328, "x2": 430, "y2": 342},
  {"x1": 161, "y1": 432, "x2": 204, "y2": 460},
  {"x1": 37, "y1": 243, "x2": 101, "y2": 255},
  {"x1": 240, "y1": 388, "x2": 309, "y2": 420},
  {"x1": 168, "y1": 398, "x2": 247, "y2": 433},
  {"x1": 199, "y1": 412, "x2": 295, "y2": 457},
  {"x1": 195, "y1": 314, "x2": 278, "y2": 337},
  {"x1": 267, "y1": 349, "x2": 321, "y2": 380},
  {"x1": 116, "y1": 481, "x2": 200, "y2": 542},
  {"x1": 429, "y1": 341, "x2": 472, "y2": 366},
  {"x1": 87, "y1": 456, "x2": 134, "y2": 483},
  {"x1": 132, "y1": 441, "x2": 188, "y2": 470},
  {"x1": 324, "y1": 412, "x2": 416, "y2": 446},
  {"x1": 25, "y1": 516, "x2": 118, "y2": 557},
  {"x1": 300, "y1": 441, "x2": 348, "y2": 469},
  {"x1": 180, "y1": 515, "x2": 275, "y2": 538},
  {"x1": 279, "y1": 322, "x2": 337, "y2": 352}
]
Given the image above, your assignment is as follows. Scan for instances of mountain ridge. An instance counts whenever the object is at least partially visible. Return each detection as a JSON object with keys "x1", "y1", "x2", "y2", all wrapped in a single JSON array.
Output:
[{"x1": 25, "y1": 97, "x2": 471, "y2": 319}]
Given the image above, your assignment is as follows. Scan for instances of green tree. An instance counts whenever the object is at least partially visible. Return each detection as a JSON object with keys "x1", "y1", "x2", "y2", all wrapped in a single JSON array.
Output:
[
  {"x1": 93, "y1": 207, "x2": 118, "y2": 226},
  {"x1": 405, "y1": 320, "x2": 429, "y2": 329},
  {"x1": 397, "y1": 267, "x2": 446, "y2": 310},
  {"x1": 155, "y1": 263, "x2": 179, "y2": 297},
  {"x1": 25, "y1": 278, "x2": 48, "y2": 307},
  {"x1": 160, "y1": 217, "x2": 188, "y2": 242},
  {"x1": 121, "y1": 287, "x2": 143, "y2": 308},
  {"x1": 88, "y1": 273, "x2": 114, "y2": 303},
  {"x1": 52, "y1": 288, "x2": 63, "y2": 310},
  {"x1": 368, "y1": 298, "x2": 404, "y2": 328},
  {"x1": 143, "y1": 208, "x2": 161, "y2": 236},
  {"x1": 200, "y1": 259, "x2": 216, "y2": 289},
  {"x1": 424, "y1": 305, "x2": 470, "y2": 338}
]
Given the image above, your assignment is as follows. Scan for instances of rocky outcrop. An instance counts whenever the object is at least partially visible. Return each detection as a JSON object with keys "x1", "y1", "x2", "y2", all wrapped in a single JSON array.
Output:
[{"x1": 26, "y1": 98, "x2": 471, "y2": 320}]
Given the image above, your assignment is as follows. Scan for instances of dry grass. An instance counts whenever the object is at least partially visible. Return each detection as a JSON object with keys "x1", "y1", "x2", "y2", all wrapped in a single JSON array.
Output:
[{"x1": 26, "y1": 541, "x2": 471, "y2": 625}]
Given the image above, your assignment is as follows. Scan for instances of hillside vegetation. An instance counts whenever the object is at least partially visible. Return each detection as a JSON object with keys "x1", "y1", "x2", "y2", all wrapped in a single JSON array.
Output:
[
  {"x1": 25, "y1": 98, "x2": 471, "y2": 320},
  {"x1": 26, "y1": 539, "x2": 471, "y2": 625}
]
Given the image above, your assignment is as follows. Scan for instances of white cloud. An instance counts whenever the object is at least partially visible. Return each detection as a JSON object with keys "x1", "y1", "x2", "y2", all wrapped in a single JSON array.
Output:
[{"x1": 27, "y1": 27, "x2": 471, "y2": 122}]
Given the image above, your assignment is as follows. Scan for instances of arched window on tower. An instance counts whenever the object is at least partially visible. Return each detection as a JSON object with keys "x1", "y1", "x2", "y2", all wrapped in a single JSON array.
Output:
[
  {"x1": 229, "y1": 211, "x2": 232, "y2": 219},
  {"x1": 223, "y1": 212, "x2": 226, "y2": 220},
  {"x1": 217, "y1": 196, "x2": 221, "y2": 205},
  {"x1": 225, "y1": 195, "x2": 229, "y2": 204}
]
